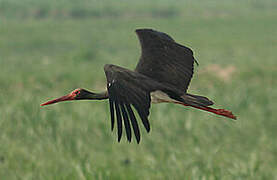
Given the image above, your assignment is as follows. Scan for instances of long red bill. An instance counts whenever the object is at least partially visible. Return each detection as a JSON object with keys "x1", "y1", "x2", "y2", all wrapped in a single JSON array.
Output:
[{"x1": 40, "y1": 94, "x2": 75, "y2": 106}]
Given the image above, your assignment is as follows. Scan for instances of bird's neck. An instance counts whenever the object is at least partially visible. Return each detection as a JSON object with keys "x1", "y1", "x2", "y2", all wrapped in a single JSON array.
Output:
[{"x1": 79, "y1": 90, "x2": 109, "y2": 100}]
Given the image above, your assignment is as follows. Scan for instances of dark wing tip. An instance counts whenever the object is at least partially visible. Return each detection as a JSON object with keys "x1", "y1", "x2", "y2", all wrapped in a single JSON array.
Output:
[
  {"x1": 140, "y1": 111, "x2": 151, "y2": 133},
  {"x1": 114, "y1": 101, "x2": 123, "y2": 142},
  {"x1": 145, "y1": 123, "x2": 150, "y2": 132},
  {"x1": 135, "y1": 28, "x2": 154, "y2": 34},
  {"x1": 109, "y1": 99, "x2": 115, "y2": 131},
  {"x1": 120, "y1": 104, "x2": 132, "y2": 142},
  {"x1": 194, "y1": 58, "x2": 199, "y2": 66},
  {"x1": 135, "y1": 28, "x2": 175, "y2": 42},
  {"x1": 126, "y1": 104, "x2": 141, "y2": 144}
]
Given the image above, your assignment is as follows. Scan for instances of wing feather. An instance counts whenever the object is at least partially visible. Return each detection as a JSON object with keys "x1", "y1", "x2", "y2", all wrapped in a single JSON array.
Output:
[
  {"x1": 104, "y1": 64, "x2": 152, "y2": 143},
  {"x1": 114, "y1": 101, "x2": 123, "y2": 142},
  {"x1": 120, "y1": 103, "x2": 132, "y2": 142},
  {"x1": 126, "y1": 104, "x2": 140, "y2": 143},
  {"x1": 108, "y1": 99, "x2": 115, "y2": 131},
  {"x1": 135, "y1": 29, "x2": 196, "y2": 92}
]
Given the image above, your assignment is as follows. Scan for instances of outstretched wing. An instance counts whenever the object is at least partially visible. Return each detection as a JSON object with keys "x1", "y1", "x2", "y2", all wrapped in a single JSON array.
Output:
[
  {"x1": 135, "y1": 29, "x2": 197, "y2": 92},
  {"x1": 104, "y1": 64, "x2": 152, "y2": 144}
]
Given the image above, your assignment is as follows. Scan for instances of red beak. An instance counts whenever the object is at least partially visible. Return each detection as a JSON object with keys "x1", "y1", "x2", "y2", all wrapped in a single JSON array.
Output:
[{"x1": 40, "y1": 93, "x2": 76, "y2": 106}]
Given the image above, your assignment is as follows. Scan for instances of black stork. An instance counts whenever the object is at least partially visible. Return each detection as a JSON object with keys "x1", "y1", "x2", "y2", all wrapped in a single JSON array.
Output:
[{"x1": 41, "y1": 28, "x2": 236, "y2": 143}]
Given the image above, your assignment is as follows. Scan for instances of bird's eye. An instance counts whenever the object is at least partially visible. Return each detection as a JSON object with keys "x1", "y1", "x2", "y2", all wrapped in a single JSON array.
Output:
[{"x1": 73, "y1": 90, "x2": 79, "y2": 95}]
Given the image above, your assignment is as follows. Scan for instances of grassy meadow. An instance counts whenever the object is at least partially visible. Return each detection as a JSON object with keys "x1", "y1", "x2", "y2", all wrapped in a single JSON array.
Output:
[{"x1": 0, "y1": 0, "x2": 277, "y2": 179}]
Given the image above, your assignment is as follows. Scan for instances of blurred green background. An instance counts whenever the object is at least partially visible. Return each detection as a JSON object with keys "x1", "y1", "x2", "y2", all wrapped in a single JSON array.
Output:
[{"x1": 0, "y1": 0, "x2": 276, "y2": 179}]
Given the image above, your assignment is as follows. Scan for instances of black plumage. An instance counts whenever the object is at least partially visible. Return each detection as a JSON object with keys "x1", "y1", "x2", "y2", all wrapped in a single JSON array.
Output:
[
  {"x1": 42, "y1": 28, "x2": 236, "y2": 144},
  {"x1": 104, "y1": 29, "x2": 199, "y2": 143},
  {"x1": 135, "y1": 29, "x2": 196, "y2": 92}
]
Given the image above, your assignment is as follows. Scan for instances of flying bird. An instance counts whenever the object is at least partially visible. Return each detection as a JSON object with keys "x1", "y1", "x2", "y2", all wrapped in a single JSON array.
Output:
[{"x1": 41, "y1": 28, "x2": 236, "y2": 143}]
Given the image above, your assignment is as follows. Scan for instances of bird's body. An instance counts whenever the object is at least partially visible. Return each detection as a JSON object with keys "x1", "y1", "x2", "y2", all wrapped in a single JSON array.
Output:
[{"x1": 41, "y1": 28, "x2": 236, "y2": 143}]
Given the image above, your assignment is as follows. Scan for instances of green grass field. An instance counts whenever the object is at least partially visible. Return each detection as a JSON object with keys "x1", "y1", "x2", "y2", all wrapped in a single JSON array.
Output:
[{"x1": 0, "y1": 0, "x2": 277, "y2": 179}]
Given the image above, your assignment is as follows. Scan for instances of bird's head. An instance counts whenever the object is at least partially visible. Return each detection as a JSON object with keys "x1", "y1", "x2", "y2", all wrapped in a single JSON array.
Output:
[{"x1": 40, "y1": 88, "x2": 94, "y2": 106}]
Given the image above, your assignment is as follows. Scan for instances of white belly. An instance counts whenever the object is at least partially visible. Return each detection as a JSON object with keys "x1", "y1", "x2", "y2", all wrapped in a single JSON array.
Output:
[{"x1": 150, "y1": 90, "x2": 179, "y2": 104}]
